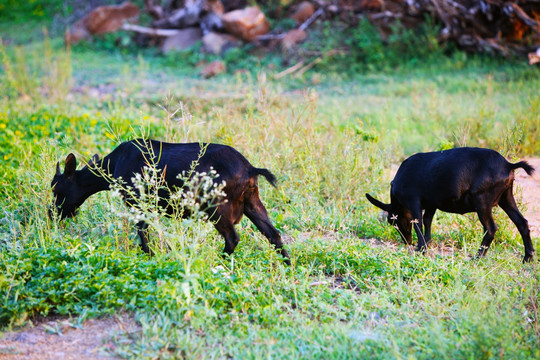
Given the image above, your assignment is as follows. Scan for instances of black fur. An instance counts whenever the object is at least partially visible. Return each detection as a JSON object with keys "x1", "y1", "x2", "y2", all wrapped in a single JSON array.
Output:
[
  {"x1": 366, "y1": 147, "x2": 535, "y2": 262},
  {"x1": 51, "y1": 139, "x2": 290, "y2": 264}
]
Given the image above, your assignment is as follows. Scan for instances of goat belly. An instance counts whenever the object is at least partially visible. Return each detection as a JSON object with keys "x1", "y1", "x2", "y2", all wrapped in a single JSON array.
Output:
[{"x1": 434, "y1": 194, "x2": 476, "y2": 214}]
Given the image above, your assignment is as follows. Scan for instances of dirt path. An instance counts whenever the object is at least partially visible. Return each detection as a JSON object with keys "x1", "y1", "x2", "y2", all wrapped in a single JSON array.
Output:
[
  {"x1": 0, "y1": 315, "x2": 138, "y2": 360},
  {"x1": 515, "y1": 158, "x2": 540, "y2": 238},
  {"x1": 1, "y1": 159, "x2": 539, "y2": 359}
]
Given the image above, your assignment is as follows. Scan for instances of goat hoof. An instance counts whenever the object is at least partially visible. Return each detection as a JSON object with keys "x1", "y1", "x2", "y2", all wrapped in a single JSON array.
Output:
[
  {"x1": 475, "y1": 248, "x2": 489, "y2": 259},
  {"x1": 414, "y1": 246, "x2": 427, "y2": 254},
  {"x1": 221, "y1": 252, "x2": 233, "y2": 261},
  {"x1": 523, "y1": 254, "x2": 534, "y2": 263},
  {"x1": 279, "y1": 249, "x2": 291, "y2": 266}
]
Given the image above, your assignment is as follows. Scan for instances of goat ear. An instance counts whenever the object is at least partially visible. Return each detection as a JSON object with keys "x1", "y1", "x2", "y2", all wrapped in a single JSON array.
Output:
[
  {"x1": 64, "y1": 153, "x2": 77, "y2": 178},
  {"x1": 366, "y1": 193, "x2": 392, "y2": 212},
  {"x1": 87, "y1": 153, "x2": 100, "y2": 168},
  {"x1": 55, "y1": 161, "x2": 61, "y2": 176}
]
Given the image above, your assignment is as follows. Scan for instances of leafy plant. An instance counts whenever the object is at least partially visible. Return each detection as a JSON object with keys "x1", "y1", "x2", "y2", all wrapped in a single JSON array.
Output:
[{"x1": 1, "y1": 26, "x2": 539, "y2": 359}]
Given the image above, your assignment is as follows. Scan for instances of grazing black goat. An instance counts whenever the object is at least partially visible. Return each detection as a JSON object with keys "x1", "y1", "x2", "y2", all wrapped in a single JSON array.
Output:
[
  {"x1": 366, "y1": 147, "x2": 535, "y2": 262},
  {"x1": 50, "y1": 139, "x2": 290, "y2": 264}
]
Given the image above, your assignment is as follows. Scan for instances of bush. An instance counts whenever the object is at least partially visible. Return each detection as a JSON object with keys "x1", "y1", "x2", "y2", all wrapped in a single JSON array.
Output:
[{"x1": 0, "y1": 0, "x2": 65, "y2": 22}]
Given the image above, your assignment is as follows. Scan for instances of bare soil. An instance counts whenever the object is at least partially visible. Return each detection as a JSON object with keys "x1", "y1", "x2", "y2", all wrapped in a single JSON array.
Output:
[
  {"x1": 515, "y1": 158, "x2": 540, "y2": 239},
  {"x1": 0, "y1": 314, "x2": 139, "y2": 360},
  {"x1": 0, "y1": 159, "x2": 538, "y2": 359}
]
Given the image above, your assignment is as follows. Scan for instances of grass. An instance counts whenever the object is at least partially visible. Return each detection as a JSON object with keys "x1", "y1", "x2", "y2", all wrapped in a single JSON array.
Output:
[{"x1": 1, "y1": 24, "x2": 540, "y2": 359}]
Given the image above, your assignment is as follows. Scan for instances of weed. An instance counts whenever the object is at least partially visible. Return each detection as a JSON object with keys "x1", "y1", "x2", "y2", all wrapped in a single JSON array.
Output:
[
  {"x1": 1, "y1": 28, "x2": 539, "y2": 359},
  {"x1": 0, "y1": 30, "x2": 72, "y2": 104}
]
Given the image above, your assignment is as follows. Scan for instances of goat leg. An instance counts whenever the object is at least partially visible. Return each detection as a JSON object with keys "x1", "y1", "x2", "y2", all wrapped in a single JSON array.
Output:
[
  {"x1": 136, "y1": 221, "x2": 154, "y2": 256},
  {"x1": 498, "y1": 189, "x2": 535, "y2": 263},
  {"x1": 422, "y1": 207, "x2": 437, "y2": 248},
  {"x1": 410, "y1": 207, "x2": 427, "y2": 253},
  {"x1": 476, "y1": 209, "x2": 497, "y2": 258},
  {"x1": 244, "y1": 194, "x2": 291, "y2": 265},
  {"x1": 213, "y1": 219, "x2": 240, "y2": 257}
]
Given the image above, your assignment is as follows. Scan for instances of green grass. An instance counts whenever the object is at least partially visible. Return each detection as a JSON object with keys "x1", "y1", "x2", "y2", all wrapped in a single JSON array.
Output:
[{"x1": 1, "y1": 25, "x2": 540, "y2": 359}]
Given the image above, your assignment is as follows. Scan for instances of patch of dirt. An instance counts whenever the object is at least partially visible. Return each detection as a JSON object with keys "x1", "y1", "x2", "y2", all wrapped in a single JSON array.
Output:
[
  {"x1": 515, "y1": 158, "x2": 540, "y2": 239},
  {"x1": 0, "y1": 314, "x2": 139, "y2": 360}
]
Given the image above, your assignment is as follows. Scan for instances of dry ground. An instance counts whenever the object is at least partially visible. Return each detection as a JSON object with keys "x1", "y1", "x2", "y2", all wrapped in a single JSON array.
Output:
[
  {"x1": 0, "y1": 314, "x2": 139, "y2": 359},
  {"x1": 516, "y1": 158, "x2": 540, "y2": 238},
  {"x1": 1, "y1": 159, "x2": 538, "y2": 360}
]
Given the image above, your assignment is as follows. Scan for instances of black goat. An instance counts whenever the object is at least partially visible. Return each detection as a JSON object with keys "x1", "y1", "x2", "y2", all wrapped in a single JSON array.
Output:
[
  {"x1": 50, "y1": 139, "x2": 290, "y2": 264},
  {"x1": 366, "y1": 147, "x2": 535, "y2": 262}
]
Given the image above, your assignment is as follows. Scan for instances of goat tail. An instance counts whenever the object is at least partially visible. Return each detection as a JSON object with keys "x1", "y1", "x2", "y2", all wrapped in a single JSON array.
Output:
[
  {"x1": 250, "y1": 167, "x2": 278, "y2": 187},
  {"x1": 511, "y1": 161, "x2": 535, "y2": 176}
]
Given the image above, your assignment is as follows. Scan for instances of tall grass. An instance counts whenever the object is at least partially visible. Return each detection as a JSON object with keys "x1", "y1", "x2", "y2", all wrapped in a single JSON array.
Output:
[
  {"x1": 1, "y1": 35, "x2": 539, "y2": 358},
  {"x1": 0, "y1": 30, "x2": 72, "y2": 105}
]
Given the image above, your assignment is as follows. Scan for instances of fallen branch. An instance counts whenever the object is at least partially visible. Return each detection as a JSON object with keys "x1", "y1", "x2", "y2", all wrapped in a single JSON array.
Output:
[
  {"x1": 274, "y1": 49, "x2": 344, "y2": 79},
  {"x1": 273, "y1": 61, "x2": 305, "y2": 79},
  {"x1": 298, "y1": 7, "x2": 324, "y2": 31},
  {"x1": 505, "y1": 3, "x2": 540, "y2": 34},
  {"x1": 256, "y1": 33, "x2": 286, "y2": 41},
  {"x1": 458, "y1": 34, "x2": 511, "y2": 56},
  {"x1": 295, "y1": 49, "x2": 344, "y2": 77},
  {"x1": 121, "y1": 23, "x2": 182, "y2": 36},
  {"x1": 369, "y1": 11, "x2": 402, "y2": 20},
  {"x1": 294, "y1": 56, "x2": 322, "y2": 77},
  {"x1": 256, "y1": 7, "x2": 324, "y2": 41}
]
